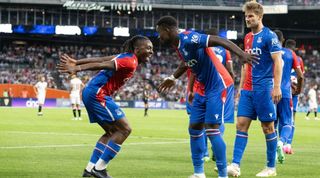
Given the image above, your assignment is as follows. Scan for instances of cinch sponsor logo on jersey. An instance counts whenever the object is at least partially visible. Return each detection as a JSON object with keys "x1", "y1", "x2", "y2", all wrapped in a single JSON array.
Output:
[
  {"x1": 245, "y1": 47, "x2": 262, "y2": 55},
  {"x1": 185, "y1": 59, "x2": 198, "y2": 67}
]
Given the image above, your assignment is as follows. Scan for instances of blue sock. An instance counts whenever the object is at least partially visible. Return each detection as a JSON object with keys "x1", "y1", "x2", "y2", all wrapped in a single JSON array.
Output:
[
  {"x1": 232, "y1": 130, "x2": 248, "y2": 165},
  {"x1": 189, "y1": 128, "x2": 205, "y2": 174},
  {"x1": 219, "y1": 124, "x2": 225, "y2": 136},
  {"x1": 287, "y1": 125, "x2": 295, "y2": 144},
  {"x1": 280, "y1": 125, "x2": 292, "y2": 144},
  {"x1": 204, "y1": 134, "x2": 209, "y2": 157},
  {"x1": 89, "y1": 142, "x2": 106, "y2": 164},
  {"x1": 274, "y1": 119, "x2": 279, "y2": 136},
  {"x1": 206, "y1": 128, "x2": 227, "y2": 177},
  {"x1": 100, "y1": 140, "x2": 121, "y2": 164},
  {"x1": 265, "y1": 132, "x2": 277, "y2": 168}
]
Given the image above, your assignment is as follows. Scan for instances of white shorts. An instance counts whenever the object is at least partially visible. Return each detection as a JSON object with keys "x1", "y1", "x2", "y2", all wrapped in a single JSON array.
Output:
[
  {"x1": 37, "y1": 95, "x2": 46, "y2": 105},
  {"x1": 309, "y1": 101, "x2": 318, "y2": 110},
  {"x1": 70, "y1": 95, "x2": 81, "y2": 105}
]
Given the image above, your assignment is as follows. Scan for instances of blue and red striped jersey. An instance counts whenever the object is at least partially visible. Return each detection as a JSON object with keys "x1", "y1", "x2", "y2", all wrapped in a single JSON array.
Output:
[
  {"x1": 86, "y1": 52, "x2": 138, "y2": 101},
  {"x1": 243, "y1": 27, "x2": 282, "y2": 91},
  {"x1": 177, "y1": 30, "x2": 233, "y2": 94}
]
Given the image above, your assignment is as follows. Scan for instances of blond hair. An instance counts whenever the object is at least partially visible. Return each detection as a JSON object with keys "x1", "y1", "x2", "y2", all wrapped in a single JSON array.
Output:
[{"x1": 243, "y1": 1, "x2": 264, "y2": 17}]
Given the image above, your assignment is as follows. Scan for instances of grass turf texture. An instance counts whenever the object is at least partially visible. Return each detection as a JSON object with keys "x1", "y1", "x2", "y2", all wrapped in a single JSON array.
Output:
[{"x1": 0, "y1": 108, "x2": 319, "y2": 178}]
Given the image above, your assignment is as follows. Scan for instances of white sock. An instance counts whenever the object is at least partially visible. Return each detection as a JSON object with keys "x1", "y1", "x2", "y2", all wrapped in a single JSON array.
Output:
[
  {"x1": 231, "y1": 163, "x2": 240, "y2": 168},
  {"x1": 267, "y1": 167, "x2": 276, "y2": 171},
  {"x1": 85, "y1": 162, "x2": 95, "y2": 172},
  {"x1": 286, "y1": 144, "x2": 292, "y2": 149},
  {"x1": 194, "y1": 173, "x2": 206, "y2": 178},
  {"x1": 95, "y1": 159, "x2": 108, "y2": 170}
]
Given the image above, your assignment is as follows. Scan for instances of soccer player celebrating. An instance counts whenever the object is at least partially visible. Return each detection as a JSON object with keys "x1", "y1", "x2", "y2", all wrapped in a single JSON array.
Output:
[
  {"x1": 305, "y1": 83, "x2": 319, "y2": 120},
  {"x1": 58, "y1": 35, "x2": 153, "y2": 178},
  {"x1": 186, "y1": 70, "x2": 211, "y2": 163},
  {"x1": 156, "y1": 16, "x2": 257, "y2": 178},
  {"x1": 274, "y1": 30, "x2": 304, "y2": 163},
  {"x1": 69, "y1": 74, "x2": 85, "y2": 120},
  {"x1": 34, "y1": 76, "x2": 47, "y2": 116},
  {"x1": 227, "y1": 1, "x2": 283, "y2": 177}
]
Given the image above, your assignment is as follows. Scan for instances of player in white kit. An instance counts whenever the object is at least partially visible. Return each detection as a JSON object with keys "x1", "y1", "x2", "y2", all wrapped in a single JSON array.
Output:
[
  {"x1": 305, "y1": 83, "x2": 319, "y2": 120},
  {"x1": 70, "y1": 74, "x2": 84, "y2": 120},
  {"x1": 34, "y1": 76, "x2": 47, "y2": 116}
]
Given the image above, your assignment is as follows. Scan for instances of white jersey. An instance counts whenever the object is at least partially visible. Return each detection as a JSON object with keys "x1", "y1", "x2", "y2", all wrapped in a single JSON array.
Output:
[
  {"x1": 308, "y1": 88, "x2": 318, "y2": 109},
  {"x1": 70, "y1": 78, "x2": 83, "y2": 96},
  {"x1": 35, "y1": 81, "x2": 47, "y2": 96}
]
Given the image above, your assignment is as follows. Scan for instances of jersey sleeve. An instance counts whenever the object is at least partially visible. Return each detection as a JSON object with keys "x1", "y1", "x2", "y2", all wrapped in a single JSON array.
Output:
[
  {"x1": 114, "y1": 56, "x2": 136, "y2": 71},
  {"x1": 267, "y1": 31, "x2": 282, "y2": 54},
  {"x1": 291, "y1": 50, "x2": 300, "y2": 69},
  {"x1": 226, "y1": 50, "x2": 232, "y2": 62},
  {"x1": 185, "y1": 31, "x2": 209, "y2": 49}
]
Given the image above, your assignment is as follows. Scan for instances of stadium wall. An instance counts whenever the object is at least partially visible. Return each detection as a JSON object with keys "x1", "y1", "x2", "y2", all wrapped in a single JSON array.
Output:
[{"x1": 0, "y1": 84, "x2": 69, "y2": 98}]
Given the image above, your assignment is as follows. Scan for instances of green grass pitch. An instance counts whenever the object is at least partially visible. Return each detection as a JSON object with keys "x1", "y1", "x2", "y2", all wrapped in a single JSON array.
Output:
[{"x1": 0, "y1": 108, "x2": 319, "y2": 178}]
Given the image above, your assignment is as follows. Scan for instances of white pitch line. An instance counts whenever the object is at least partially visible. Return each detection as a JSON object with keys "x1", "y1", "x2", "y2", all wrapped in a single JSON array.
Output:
[
  {"x1": 3, "y1": 131, "x2": 188, "y2": 141},
  {"x1": 0, "y1": 141, "x2": 188, "y2": 149}
]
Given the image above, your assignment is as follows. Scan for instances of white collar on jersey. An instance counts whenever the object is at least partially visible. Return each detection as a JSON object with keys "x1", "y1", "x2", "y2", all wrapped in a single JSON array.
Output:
[{"x1": 253, "y1": 26, "x2": 264, "y2": 36}]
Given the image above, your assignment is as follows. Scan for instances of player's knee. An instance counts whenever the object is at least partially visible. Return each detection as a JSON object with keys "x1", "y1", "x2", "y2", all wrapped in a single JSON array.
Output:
[
  {"x1": 236, "y1": 122, "x2": 249, "y2": 132},
  {"x1": 120, "y1": 126, "x2": 132, "y2": 137},
  {"x1": 261, "y1": 124, "x2": 275, "y2": 134}
]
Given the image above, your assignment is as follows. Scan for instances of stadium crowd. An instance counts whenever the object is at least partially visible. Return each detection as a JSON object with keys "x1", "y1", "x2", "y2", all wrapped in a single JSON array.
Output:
[{"x1": 0, "y1": 43, "x2": 319, "y2": 105}]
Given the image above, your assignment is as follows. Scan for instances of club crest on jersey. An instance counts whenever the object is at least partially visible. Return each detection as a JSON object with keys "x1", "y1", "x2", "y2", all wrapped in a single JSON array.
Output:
[
  {"x1": 191, "y1": 34, "x2": 199, "y2": 44},
  {"x1": 257, "y1": 37, "x2": 262, "y2": 43},
  {"x1": 215, "y1": 114, "x2": 219, "y2": 119},
  {"x1": 269, "y1": 113, "x2": 273, "y2": 117}
]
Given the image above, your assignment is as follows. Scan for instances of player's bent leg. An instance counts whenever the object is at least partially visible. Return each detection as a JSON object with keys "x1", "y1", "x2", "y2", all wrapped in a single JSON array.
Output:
[
  {"x1": 189, "y1": 123, "x2": 206, "y2": 178},
  {"x1": 83, "y1": 124, "x2": 115, "y2": 177},
  {"x1": 206, "y1": 123, "x2": 227, "y2": 178},
  {"x1": 93, "y1": 118, "x2": 131, "y2": 178}
]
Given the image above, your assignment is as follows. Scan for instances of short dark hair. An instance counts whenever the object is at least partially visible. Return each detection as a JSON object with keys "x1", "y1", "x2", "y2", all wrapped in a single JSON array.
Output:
[
  {"x1": 156, "y1": 16, "x2": 178, "y2": 28},
  {"x1": 274, "y1": 29, "x2": 284, "y2": 42},
  {"x1": 285, "y1": 39, "x2": 296, "y2": 49},
  {"x1": 206, "y1": 28, "x2": 219, "y2": 36},
  {"x1": 122, "y1": 35, "x2": 150, "y2": 53}
]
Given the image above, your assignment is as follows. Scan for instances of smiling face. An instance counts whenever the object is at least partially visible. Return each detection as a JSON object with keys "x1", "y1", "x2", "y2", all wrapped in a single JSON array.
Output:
[
  {"x1": 135, "y1": 40, "x2": 154, "y2": 63},
  {"x1": 245, "y1": 10, "x2": 262, "y2": 29}
]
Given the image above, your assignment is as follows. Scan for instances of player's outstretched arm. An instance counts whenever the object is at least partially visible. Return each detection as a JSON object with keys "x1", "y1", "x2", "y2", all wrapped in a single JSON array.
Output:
[
  {"x1": 271, "y1": 52, "x2": 283, "y2": 104},
  {"x1": 158, "y1": 61, "x2": 187, "y2": 93},
  {"x1": 207, "y1": 35, "x2": 259, "y2": 64},
  {"x1": 58, "y1": 60, "x2": 116, "y2": 74},
  {"x1": 60, "y1": 54, "x2": 116, "y2": 66}
]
